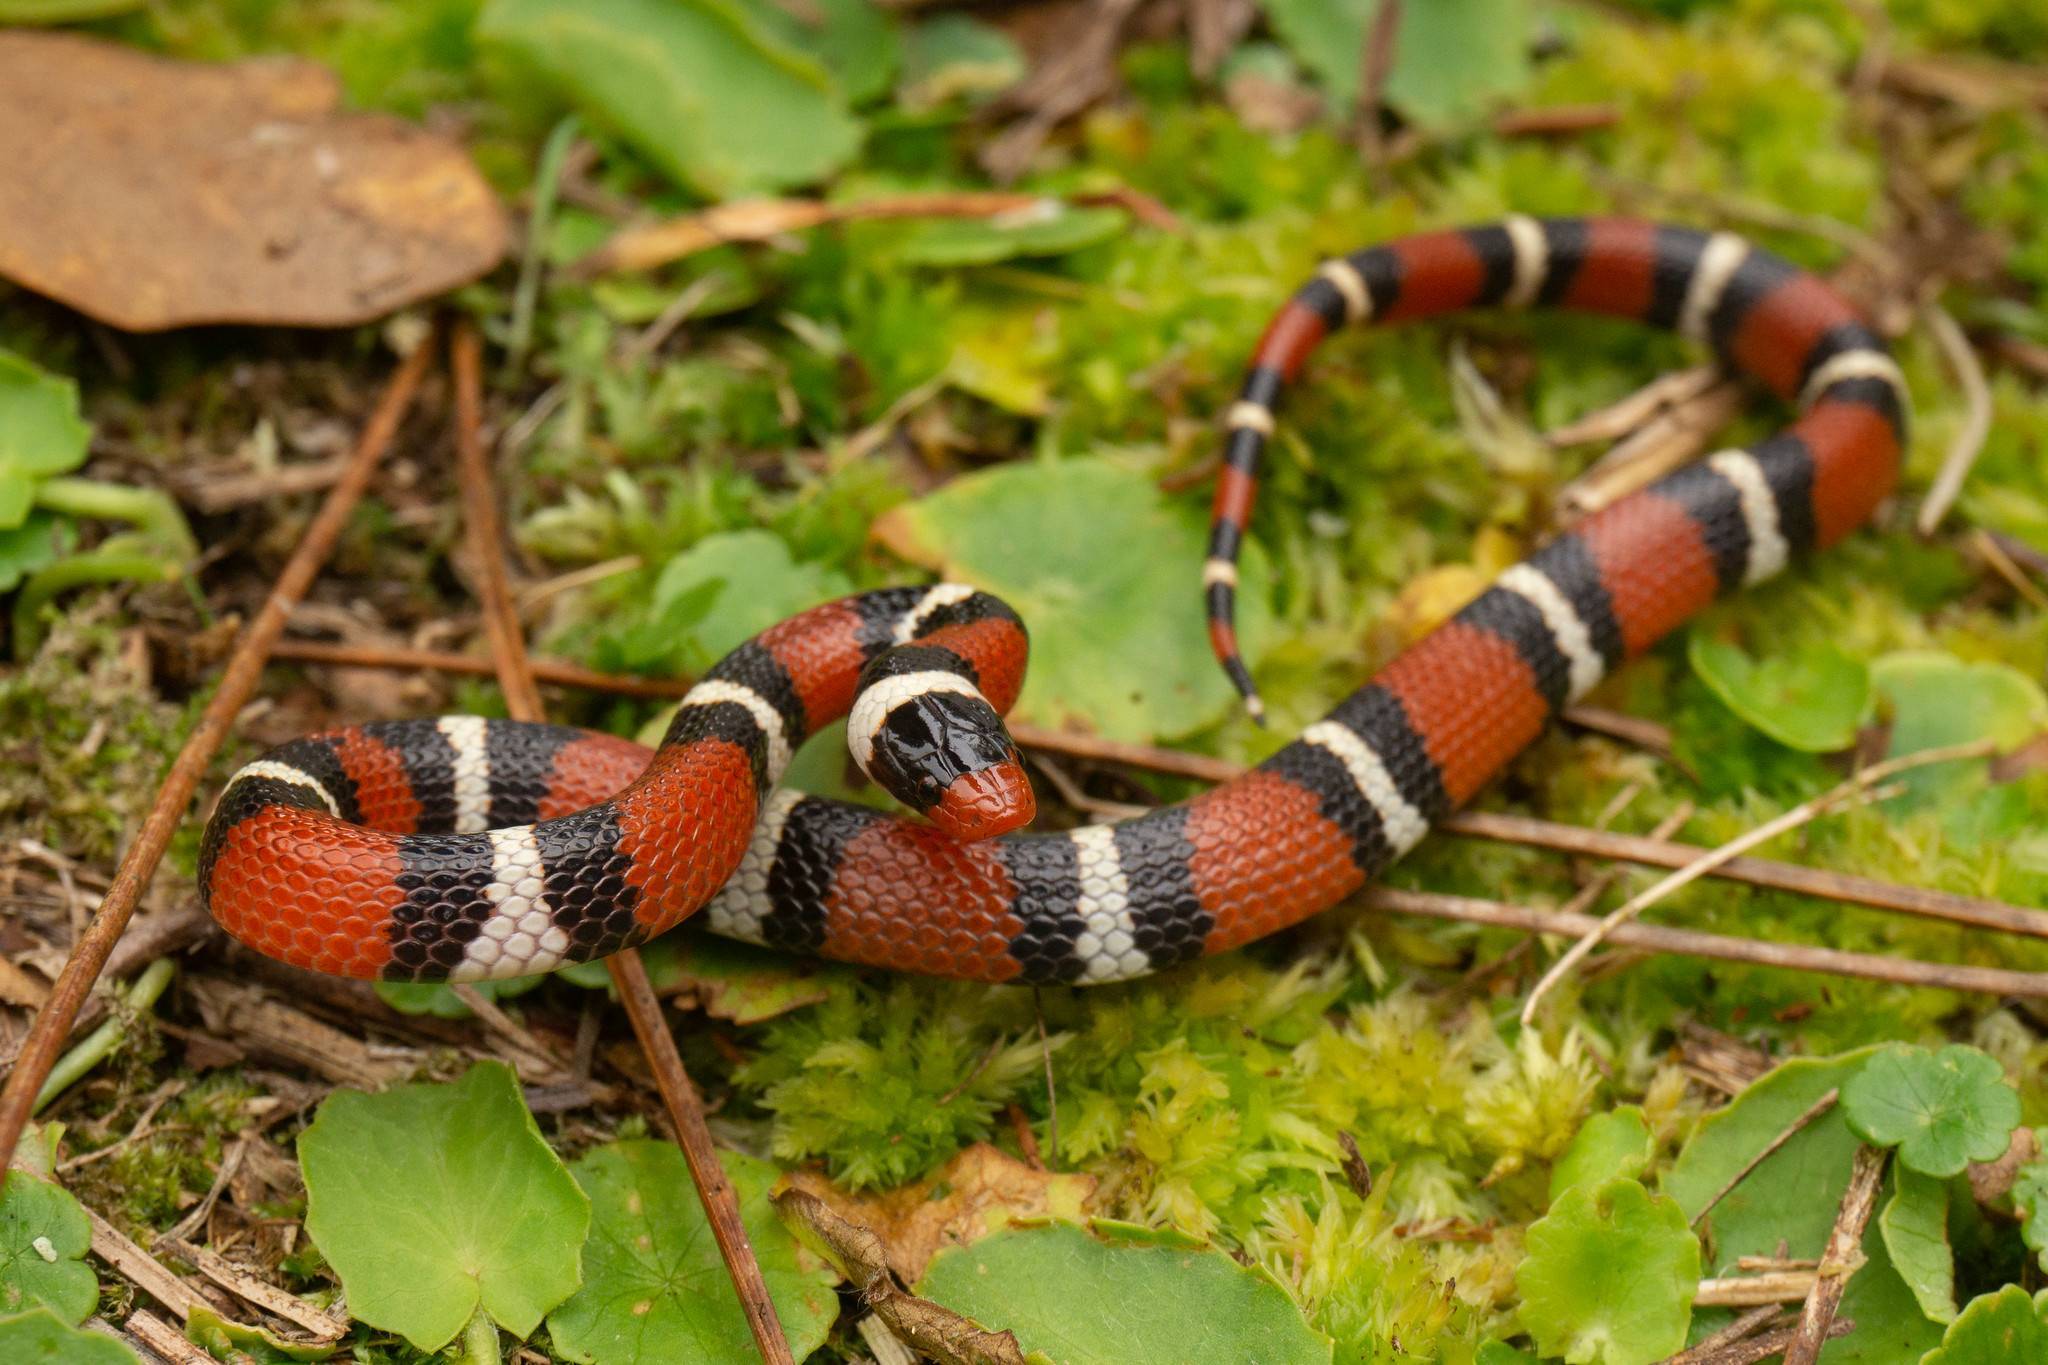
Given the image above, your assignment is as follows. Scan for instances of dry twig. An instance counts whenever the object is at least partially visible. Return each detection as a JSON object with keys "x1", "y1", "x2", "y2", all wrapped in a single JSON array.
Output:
[
  {"x1": 448, "y1": 322, "x2": 794, "y2": 1363},
  {"x1": 1917, "y1": 304, "x2": 1992, "y2": 535},
  {"x1": 1784, "y1": 1145, "x2": 1888, "y2": 1364}
]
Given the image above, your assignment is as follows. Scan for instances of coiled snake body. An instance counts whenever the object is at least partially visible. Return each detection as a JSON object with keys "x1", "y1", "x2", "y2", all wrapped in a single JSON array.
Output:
[{"x1": 200, "y1": 217, "x2": 1908, "y2": 986}]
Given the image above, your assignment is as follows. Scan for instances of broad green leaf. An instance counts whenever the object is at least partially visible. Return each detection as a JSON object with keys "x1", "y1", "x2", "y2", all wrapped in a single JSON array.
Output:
[
  {"x1": 0, "y1": 352, "x2": 91, "y2": 531},
  {"x1": 1515, "y1": 1177, "x2": 1698, "y2": 1365},
  {"x1": 1880, "y1": 1166, "x2": 1956, "y2": 1324},
  {"x1": 1687, "y1": 636, "x2": 1869, "y2": 752},
  {"x1": 298, "y1": 1061, "x2": 589, "y2": 1352},
  {"x1": 1843, "y1": 1046, "x2": 2020, "y2": 1179},
  {"x1": 916, "y1": 1220, "x2": 1333, "y2": 1364},
  {"x1": 477, "y1": 0, "x2": 863, "y2": 197},
  {"x1": 899, "y1": 14, "x2": 1024, "y2": 110},
  {"x1": 602, "y1": 529, "x2": 852, "y2": 678},
  {"x1": 890, "y1": 204, "x2": 1127, "y2": 267},
  {"x1": 1919, "y1": 1285, "x2": 2048, "y2": 1363},
  {"x1": 873, "y1": 459, "x2": 1274, "y2": 742},
  {"x1": 0, "y1": 1309, "x2": 138, "y2": 1364},
  {"x1": 1549, "y1": 1106, "x2": 1653, "y2": 1203},
  {"x1": 0, "y1": 1173, "x2": 95, "y2": 1325},
  {"x1": 373, "y1": 974, "x2": 547, "y2": 1020},
  {"x1": 1477, "y1": 1345, "x2": 1542, "y2": 1365},
  {"x1": 734, "y1": 0, "x2": 899, "y2": 105},
  {"x1": 1258, "y1": 0, "x2": 1532, "y2": 127},
  {"x1": 1870, "y1": 652, "x2": 2048, "y2": 803},
  {"x1": 1664, "y1": 1049, "x2": 1941, "y2": 1362},
  {"x1": 547, "y1": 1142, "x2": 837, "y2": 1363}
]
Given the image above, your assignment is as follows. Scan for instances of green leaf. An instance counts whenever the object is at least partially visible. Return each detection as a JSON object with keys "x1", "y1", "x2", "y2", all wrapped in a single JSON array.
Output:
[
  {"x1": 1515, "y1": 1177, "x2": 1699, "y2": 1365},
  {"x1": 1687, "y1": 635, "x2": 1869, "y2": 752},
  {"x1": 1880, "y1": 1166, "x2": 1957, "y2": 1325},
  {"x1": 1919, "y1": 1285, "x2": 2048, "y2": 1364},
  {"x1": 733, "y1": 0, "x2": 899, "y2": 105},
  {"x1": 1476, "y1": 1345, "x2": 1542, "y2": 1365},
  {"x1": 373, "y1": 974, "x2": 548, "y2": 1020},
  {"x1": 899, "y1": 14, "x2": 1024, "y2": 110},
  {"x1": 0, "y1": 515, "x2": 64, "y2": 594},
  {"x1": 1664, "y1": 1049, "x2": 1942, "y2": 1362},
  {"x1": 0, "y1": 352, "x2": 91, "y2": 532},
  {"x1": 547, "y1": 1142, "x2": 838, "y2": 1363},
  {"x1": 915, "y1": 1220, "x2": 1333, "y2": 1364},
  {"x1": 891, "y1": 203, "x2": 1128, "y2": 267},
  {"x1": 1550, "y1": 1106, "x2": 1653, "y2": 1204},
  {"x1": 602, "y1": 529, "x2": 852, "y2": 678},
  {"x1": 297, "y1": 1061, "x2": 589, "y2": 1352},
  {"x1": 2011, "y1": 1144, "x2": 2048, "y2": 1273},
  {"x1": 477, "y1": 0, "x2": 863, "y2": 197},
  {"x1": 1843, "y1": 1046, "x2": 2021, "y2": 1179},
  {"x1": 185, "y1": 1305, "x2": 341, "y2": 1362},
  {"x1": 1870, "y1": 652, "x2": 2048, "y2": 802},
  {"x1": 873, "y1": 459, "x2": 1273, "y2": 742},
  {"x1": 0, "y1": 1309, "x2": 138, "y2": 1364},
  {"x1": 0, "y1": 1173, "x2": 95, "y2": 1326},
  {"x1": 1259, "y1": 0, "x2": 1532, "y2": 127},
  {"x1": 640, "y1": 933, "x2": 842, "y2": 1024}
]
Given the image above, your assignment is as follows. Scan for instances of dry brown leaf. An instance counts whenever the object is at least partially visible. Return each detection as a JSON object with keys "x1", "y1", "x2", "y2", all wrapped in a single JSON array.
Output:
[
  {"x1": 773, "y1": 1187, "x2": 1026, "y2": 1365},
  {"x1": 783, "y1": 1142, "x2": 1095, "y2": 1282},
  {"x1": 0, "y1": 32, "x2": 506, "y2": 331}
]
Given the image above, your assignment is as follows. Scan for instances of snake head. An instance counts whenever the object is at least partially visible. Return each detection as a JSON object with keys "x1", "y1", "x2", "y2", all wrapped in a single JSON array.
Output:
[{"x1": 848, "y1": 658, "x2": 1036, "y2": 841}]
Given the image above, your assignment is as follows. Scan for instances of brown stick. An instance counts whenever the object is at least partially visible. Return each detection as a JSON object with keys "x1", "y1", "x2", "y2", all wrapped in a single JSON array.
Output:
[
  {"x1": 1363, "y1": 887, "x2": 2048, "y2": 999},
  {"x1": 0, "y1": 336, "x2": 434, "y2": 1173},
  {"x1": 1783, "y1": 1145, "x2": 1887, "y2": 1364},
  {"x1": 447, "y1": 323, "x2": 793, "y2": 1364},
  {"x1": 1667, "y1": 1318, "x2": 1853, "y2": 1365},
  {"x1": 262, "y1": 640, "x2": 2048, "y2": 942}
]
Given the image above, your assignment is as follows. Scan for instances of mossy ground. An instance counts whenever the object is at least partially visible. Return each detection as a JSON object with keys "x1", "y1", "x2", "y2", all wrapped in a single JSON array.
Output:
[{"x1": 2, "y1": 0, "x2": 2045, "y2": 1360}]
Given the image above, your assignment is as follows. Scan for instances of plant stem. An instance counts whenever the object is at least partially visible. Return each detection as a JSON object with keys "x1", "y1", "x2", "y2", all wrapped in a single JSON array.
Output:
[
  {"x1": 33, "y1": 958, "x2": 175, "y2": 1113},
  {"x1": 32, "y1": 477, "x2": 197, "y2": 559},
  {"x1": 12, "y1": 546, "x2": 184, "y2": 654},
  {"x1": 457, "y1": 1307, "x2": 501, "y2": 1365}
]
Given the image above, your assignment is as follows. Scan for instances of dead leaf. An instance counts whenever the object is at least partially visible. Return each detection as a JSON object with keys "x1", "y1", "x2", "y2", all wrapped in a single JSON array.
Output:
[
  {"x1": 773, "y1": 1187, "x2": 1027, "y2": 1365},
  {"x1": 0, "y1": 32, "x2": 507, "y2": 331},
  {"x1": 783, "y1": 1142, "x2": 1095, "y2": 1282}
]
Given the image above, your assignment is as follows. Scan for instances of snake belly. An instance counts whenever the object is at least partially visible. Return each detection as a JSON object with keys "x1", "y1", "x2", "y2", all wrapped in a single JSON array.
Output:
[{"x1": 201, "y1": 216, "x2": 1907, "y2": 987}]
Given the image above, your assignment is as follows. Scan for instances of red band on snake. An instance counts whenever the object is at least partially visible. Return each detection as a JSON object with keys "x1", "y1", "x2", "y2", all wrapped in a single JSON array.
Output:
[{"x1": 200, "y1": 217, "x2": 1907, "y2": 985}]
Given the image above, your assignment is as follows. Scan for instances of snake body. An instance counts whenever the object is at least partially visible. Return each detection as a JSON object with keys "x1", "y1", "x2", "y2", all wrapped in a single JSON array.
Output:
[{"x1": 201, "y1": 217, "x2": 1908, "y2": 986}]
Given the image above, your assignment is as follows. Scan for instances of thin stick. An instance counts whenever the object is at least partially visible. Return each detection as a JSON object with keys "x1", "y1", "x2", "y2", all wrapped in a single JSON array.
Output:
[
  {"x1": 1365, "y1": 887, "x2": 2048, "y2": 999},
  {"x1": 1784, "y1": 1145, "x2": 1887, "y2": 1365},
  {"x1": 448, "y1": 324, "x2": 793, "y2": 1364},
  {"x1": 1666, "y1": 1304, "x2": 1781, "y2": 1361},
  {"x1": 0, "y1": 335, "x2": 434, "y2": 1174},
  {"x1": 1691, "y1": 1090, "x2": 1840, "y2": 1228},
  {"x1": 1917, "y1": 304, "x2": 1991, "y2": 535},
  {"x1": 261, "y1": 641, "x2": 2048, "y2": 941},
  {"x1": 1521, "y1": 741, "x2": 1997, "y2": 1025}
]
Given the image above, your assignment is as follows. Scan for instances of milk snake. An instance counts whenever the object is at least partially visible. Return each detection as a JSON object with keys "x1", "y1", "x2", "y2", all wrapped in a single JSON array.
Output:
[{"x1": 200, "y1": 217, "x2": 1908, "y2": 986}]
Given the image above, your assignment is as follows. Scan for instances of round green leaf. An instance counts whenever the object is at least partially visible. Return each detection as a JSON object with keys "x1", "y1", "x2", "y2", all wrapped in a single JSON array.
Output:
[
  {"x1": 600, "y1": 528, "x2": 853, "y2": 679},
  {"x1": 1687, "y1": 635, "x2": 1869, "y2": 752},
  {"x1": 1919, "y1": 1285, "x2": 2048, "y2": 1364},
  {"x1": 0, "y1": 351, "x2": 92, "y2": 531},
  {"x1": 1843, "y1": 1047, "x2": 2021, "y2": 1179},
  {"x1": 298, "y1": 1061, "x2": 590, "y2": 1352},
  {"x1": 0, "y1": 1309, "x2": 138, "y2": 1364},
  {"x1": 889, "y1": 204, "x2": 1127, "y2": 267},
  {"x1": 0, "y1": 1173, "x2": 95, "y2": 1326},
  {"x1": 915, "y1": 1221, "x2": 1332, "y2": 1364},
  {"x1": 1871, "y1": 652, "x2": 2048, "y2": 804},
  {"x1": 1549, "y1": 1106, "x2": 1653, "y2": 1204},
  {"x1": 372, "y1": 974, "x2": 547, "y2": 1020},
  {"x1": 1515, "y1": 1177, "x2": 1699, "y2": 1365},
  {"x1": 547, "y1": 1141, "x2": 837, "y2": 1363},
  {"x1": 874, "y1": 459, "x2": 1273, "y2": 742}
]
